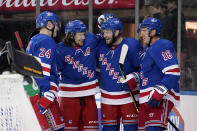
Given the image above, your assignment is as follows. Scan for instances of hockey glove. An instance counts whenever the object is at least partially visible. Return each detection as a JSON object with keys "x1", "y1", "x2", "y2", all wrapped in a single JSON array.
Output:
[
  {"x1": 121, "y1": 72, "x2": 140, "y2": 91},
  {"x1": 148, "y1": 85, "x2": 168, "y2": 108},
  {"x1": 37, "y1": 90, "x2": 56, "y2": 114}
]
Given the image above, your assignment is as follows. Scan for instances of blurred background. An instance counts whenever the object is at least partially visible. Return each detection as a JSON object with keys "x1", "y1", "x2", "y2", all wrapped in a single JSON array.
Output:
[{"x1": 0, "y1": 0, "x2": 197, "y2": 91}]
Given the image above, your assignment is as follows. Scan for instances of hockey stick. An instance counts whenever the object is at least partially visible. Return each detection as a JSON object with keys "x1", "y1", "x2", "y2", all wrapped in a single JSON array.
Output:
[
  {"x1": 168, "y1": 118, "x2": 180, "y2": 131},
  {"x1": 14, "y1": 31, "x2": 54, "y2": 131},
  {"x1": 12, "y1": 32, "x2": 43, "y2": 77},
  {"x1": 14, "y1": 31, "x2": 25, "y2": 52},
  {"x1": 119, "y1": 44, "x2": 139, "y2": 113},
  {"x1": 119, "y1": 44, "x2": 179, "y2": 131}
]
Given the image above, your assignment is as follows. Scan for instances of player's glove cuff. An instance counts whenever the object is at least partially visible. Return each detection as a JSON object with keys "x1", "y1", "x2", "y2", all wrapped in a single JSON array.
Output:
[
  {"x1": 38, "y1": 90, "x2": 56, "y2": 109},
  {"x1": 121, "y1": 72, "x2": 140, "y2": 91},
  {"x1": 43, "y1": 90, "x2": 56, "y2": 102},
  {"x1": 154, "y1": 85, "x2": 168, "y2": 95},
  {"x1": 150, "y1": 85, "x2": 168, "y2": 102},
  {"x1": 121, "y1": 72, "x2": 140, "y2": 84}
]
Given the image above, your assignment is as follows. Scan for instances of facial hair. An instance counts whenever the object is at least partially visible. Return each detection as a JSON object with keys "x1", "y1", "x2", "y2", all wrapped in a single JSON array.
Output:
[
  {"x1": 107, "y1": 34, "x2": 119, "y2": 48},
  {"x1": 74, "y1": 41, "x2": 83, "y2": 47}
]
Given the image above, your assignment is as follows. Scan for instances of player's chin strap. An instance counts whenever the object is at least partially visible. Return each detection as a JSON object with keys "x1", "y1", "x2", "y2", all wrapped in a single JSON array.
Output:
[
  {"x1": 46, "y1": 26, "x2": 55, "y2": 38},
  {"x1": 48, "y1": 21, "x2": 61, "y2": 39},
  {"x1": 45, "y1": 22, "x2": 56, "y2": 38},
  {"x1": 147, "y1": 32, "x2": 153, "y2": 47}
]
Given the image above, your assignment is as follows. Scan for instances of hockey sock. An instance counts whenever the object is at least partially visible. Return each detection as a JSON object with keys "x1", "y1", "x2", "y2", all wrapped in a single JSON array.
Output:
[
  {"x1": 123, "y1": 124, "x2": 138, "y2": 131},
  {"x1": 146, "y1": 126, "x2": 162, "y2": 131},
  {"x1": 102, "y1": 125, "x2": 120, "y2": 131}
]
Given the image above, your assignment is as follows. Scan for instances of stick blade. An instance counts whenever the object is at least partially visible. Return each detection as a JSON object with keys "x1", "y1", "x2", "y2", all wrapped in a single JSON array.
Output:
[{"x1": 119, "y1": 44, "x2": 128, "y2": 64}]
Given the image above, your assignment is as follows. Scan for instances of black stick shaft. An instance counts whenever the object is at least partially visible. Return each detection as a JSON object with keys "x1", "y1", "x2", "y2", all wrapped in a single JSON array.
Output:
[
  {"x1": 168, "y1": 118, "x2": 180, "y2": 131},
  {"x1": 119, "y1": 63, "x2": 139, "y2": 113}
]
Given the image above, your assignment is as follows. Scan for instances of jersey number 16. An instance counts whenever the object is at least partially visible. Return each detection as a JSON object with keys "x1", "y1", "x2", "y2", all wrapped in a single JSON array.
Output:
[{"x1": 162, "y1": 50, "x2": 172, "y2": 61}]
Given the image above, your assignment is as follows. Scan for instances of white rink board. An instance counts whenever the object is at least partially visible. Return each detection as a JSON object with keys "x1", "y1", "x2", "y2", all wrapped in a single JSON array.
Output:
[
  {"x1": 177, "y1": 94, "x2": 197, "y2": 131},
  {"x1": 95, "y1": 91, "x2": 197, "y2": 131},
  {"x1": 0, "y1": 74, "x2": 42, "y2": 131}
]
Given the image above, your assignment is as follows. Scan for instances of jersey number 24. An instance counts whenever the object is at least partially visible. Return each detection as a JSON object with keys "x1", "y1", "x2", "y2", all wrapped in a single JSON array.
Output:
[{"x1": 39, "y1": 48, "x2": 51, "y2": 58}]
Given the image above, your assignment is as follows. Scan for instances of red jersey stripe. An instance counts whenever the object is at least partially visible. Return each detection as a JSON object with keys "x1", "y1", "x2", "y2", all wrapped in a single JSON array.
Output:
[
  {"x1": 42, "y1": 66, "x2": 50, "y2": 72},
  {"x1": 166, "y1": 68, "x2": 180, "y2": 73},
  {"x1": 59, "y1": 83, "x2": 98, "y2": 91},
  {"x1": 101, "y1": 92, "x2": 131, "y2": 99}
]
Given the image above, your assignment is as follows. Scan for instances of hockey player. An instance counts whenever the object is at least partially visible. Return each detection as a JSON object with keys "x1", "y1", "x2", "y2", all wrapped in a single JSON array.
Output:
[
  {"x1": 56, "y1": 20, "x2": 99, "y2": 131},
  {"x1": 97, "y1": 17, "x2": 141, "y2": 131},
  {"x1": 125, "y1": 17, "x2": 180, "y2": 131},
  {"x1": 26, "y1": 11, "x2": 65, "y2": 131}
]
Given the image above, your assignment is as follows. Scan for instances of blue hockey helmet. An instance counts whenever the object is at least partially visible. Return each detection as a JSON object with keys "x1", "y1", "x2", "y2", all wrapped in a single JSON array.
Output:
[
  {"x1": 65, "y1": 20, "x2": 87, "y2": 36},
  {"x1": 139, "y1": 17, "x2": 162, "y2": 35},
  {"x1": 101, "y1": 17, "x2": 122, "y2": 34},
  {"x1": 97, "y1": 14, "x2": 114, "y2": 29},
  {"x1": 36, "y1": 11, "x2": 59, "y2": 28}
]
